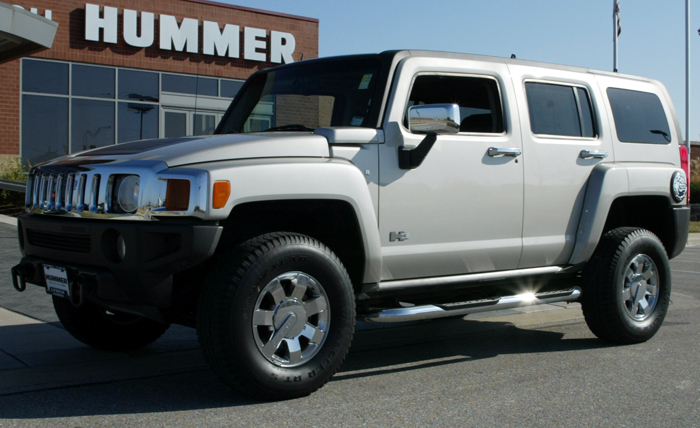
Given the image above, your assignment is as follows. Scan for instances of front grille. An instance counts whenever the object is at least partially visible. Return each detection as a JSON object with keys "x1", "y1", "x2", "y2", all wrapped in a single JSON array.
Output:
[{"x1": 26, "y1": 229, "x2": 92, "y2": 253}]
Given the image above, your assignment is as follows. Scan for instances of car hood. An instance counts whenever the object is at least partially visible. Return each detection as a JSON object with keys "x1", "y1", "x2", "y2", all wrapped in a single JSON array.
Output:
[{"x1": 45, "y1": 133, "x2": 331, "y2": 167}]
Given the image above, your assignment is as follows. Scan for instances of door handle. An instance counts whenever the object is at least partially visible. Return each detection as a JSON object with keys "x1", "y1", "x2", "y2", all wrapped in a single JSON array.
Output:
[
  {"x1": 580, "y1": 150, "x2": 608, "y2": 159},
  {"x1": 488, "y1": 147, "x2": 522, "y2": 157}
]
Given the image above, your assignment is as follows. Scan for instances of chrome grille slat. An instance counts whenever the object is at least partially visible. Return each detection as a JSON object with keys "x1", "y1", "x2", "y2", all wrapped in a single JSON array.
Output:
[
  {"x1": 77, "y1": 174, "x2": 86, "y2": 213},
  {"x1": 65, "y1": 173, "x2": 74, "y2": 212}
]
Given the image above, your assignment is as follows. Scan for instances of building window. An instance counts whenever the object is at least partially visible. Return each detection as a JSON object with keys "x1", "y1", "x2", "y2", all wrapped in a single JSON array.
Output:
[{"x1": 20, "y1": 58, "x2": 245, "y2": 165}]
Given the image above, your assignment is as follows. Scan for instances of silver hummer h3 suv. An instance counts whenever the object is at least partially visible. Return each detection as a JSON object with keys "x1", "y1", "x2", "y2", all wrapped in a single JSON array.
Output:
[{"x1": 11, "y1": 50, "x2": 690, "y2": 400}]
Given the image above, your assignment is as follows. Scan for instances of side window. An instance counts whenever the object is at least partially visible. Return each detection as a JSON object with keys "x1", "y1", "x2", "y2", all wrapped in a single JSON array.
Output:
[
  {"x1": 607, "y1": 88, "x2": 671, "y2": 144},
  {"x1": 407, "y1": 75, "x2": 504, "y2": 133},
  {"x1": 525, "y1": 82, "x2": 596, "y2": 138}
]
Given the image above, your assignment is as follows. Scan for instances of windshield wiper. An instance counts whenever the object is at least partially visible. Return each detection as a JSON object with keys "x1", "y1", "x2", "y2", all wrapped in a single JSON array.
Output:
[
  {"x1": 263, "y1": 124, "x2": 314, "y2": 132},
  {"x1": 650, "y1": 129, "x2": 671, "y2": 142}
]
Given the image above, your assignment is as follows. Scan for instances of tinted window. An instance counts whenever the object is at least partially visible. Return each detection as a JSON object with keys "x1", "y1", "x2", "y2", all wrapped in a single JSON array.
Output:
[
  {"x1": 221, "y1": 79, "x2": 244, "y2": 98},
  {"x1": 118, "y1": 102, "x2": 158, "y2": 143},
  {"x1": 22, "y1": 95, "x2": 68, "y2": 165},
  {"x1": 526, "y1": 83, "x2": 583, "y2": 137},
  {"x1": 162, "y1": 74, "x2": 218, "y2": 96},
  {"x1": 607, "y1": 88, "x2": 671, "y2": 144},
  {"x1": 71, "y1": 99, "x2": 115, "y2": 152},
  {"x1": 577, "y1": 87, "x2": 595, "y2": 138},
  {"x1": 407, "y1": 75, "x2": 504, "y2": 133},
  {"x1": 22, "y1": 59, "x2": 68, "y2": 95},
  {"x1": 118, "y1": 69, "x2": 159, "y2": 102},
  {"x1": 72, "y1": 65, "x2": 115, "y2": 98}
]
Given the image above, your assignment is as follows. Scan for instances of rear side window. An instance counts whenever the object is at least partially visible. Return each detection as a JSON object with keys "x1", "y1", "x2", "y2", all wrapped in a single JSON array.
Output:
[
  {"x1": 407, "y1": 75, "x2": 504, "y2": 133},
  {"x1": 607, "y1": 88, "x2": 671, "y2": 144},
  {"x1": 525, "y1": 82, "x2": 596, "y2": 138}
]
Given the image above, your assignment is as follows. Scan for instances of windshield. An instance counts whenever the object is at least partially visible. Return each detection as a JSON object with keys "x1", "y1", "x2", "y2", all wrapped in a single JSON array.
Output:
[{"x1": 216, "y1": 56, "x2": 385, "y2": 134}]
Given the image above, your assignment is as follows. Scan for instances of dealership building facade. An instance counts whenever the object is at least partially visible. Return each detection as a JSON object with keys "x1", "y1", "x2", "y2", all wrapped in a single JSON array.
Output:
[{"x1": 0, "y1": 0, "x2": 318, "y2": 165}]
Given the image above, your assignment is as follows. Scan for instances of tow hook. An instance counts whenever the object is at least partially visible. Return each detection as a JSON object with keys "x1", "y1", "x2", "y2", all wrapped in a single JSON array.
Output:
[
  {"x1": 69, "y1": 277, "x2": 86, "y2": 308},
  {"x1": 11, "y1": 264, "x2": 28, "y2": 292}
]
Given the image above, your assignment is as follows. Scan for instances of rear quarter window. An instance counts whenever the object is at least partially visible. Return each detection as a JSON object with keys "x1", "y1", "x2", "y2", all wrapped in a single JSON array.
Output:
[{"x1": 607, "y1": 88, "x2": 671, "y2": 144}]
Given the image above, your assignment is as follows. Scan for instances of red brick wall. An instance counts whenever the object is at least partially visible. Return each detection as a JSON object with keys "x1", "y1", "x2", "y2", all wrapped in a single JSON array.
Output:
[{"x1": 0, "y1": 0, "x2": 319, "y2": 156}]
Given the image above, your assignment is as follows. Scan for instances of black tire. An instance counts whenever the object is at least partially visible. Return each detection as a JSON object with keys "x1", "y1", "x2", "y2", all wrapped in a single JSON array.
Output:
[
  {"x1": 53, "y1": 297, "x2": 169, "y2": 351},
  {"x1": 581, "y1": 227, "x2": 671, "y2": 344},
  {"x1": 197, "y1": 232, "x2": 355, "y2": 401}
]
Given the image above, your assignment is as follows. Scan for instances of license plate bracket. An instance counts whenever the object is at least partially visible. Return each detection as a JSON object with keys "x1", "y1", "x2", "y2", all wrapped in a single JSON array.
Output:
[{"x1": 43, "y1": 264, "x2": 70, "y2": 298}]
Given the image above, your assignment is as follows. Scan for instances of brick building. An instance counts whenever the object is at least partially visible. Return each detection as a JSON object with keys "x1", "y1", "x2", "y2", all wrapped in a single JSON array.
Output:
[{"x1": 0, "y1": 0, "x2": 318, "y2": 165}]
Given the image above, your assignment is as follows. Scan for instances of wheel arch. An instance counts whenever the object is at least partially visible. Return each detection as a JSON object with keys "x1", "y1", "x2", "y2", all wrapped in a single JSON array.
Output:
[{"x1": 569, "y1": 162, "x2": 687, "y2": 265}]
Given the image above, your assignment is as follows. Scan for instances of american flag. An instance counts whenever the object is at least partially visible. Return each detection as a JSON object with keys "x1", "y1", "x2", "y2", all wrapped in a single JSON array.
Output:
[{"x1": 614, "y1": 0, "x2": 621, "y2": 37}]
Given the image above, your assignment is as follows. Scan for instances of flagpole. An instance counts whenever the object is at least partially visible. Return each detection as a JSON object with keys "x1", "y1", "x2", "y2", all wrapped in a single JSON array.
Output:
[
  {"x1": 613, "y1": 0, "x2": 619, "y2": 72},
  {"x1": 686, "y1": 0, "x2": 691, "y2": 153}
]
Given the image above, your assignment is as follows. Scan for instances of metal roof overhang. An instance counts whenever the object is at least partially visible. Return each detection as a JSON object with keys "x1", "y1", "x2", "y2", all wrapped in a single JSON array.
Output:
[{"x1": 0, "y1": 2, "x2": 57, "y2": 64}]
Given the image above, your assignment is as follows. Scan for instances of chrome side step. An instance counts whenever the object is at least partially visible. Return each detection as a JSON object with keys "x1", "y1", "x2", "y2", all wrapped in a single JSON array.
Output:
[{"x1": 359, "y1": 287, "x2": 581, "y2": 323}]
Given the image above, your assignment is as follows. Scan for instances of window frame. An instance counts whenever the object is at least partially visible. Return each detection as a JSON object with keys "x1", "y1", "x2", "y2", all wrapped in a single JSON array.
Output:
[
  {"x1": 524, "y1": 79, "x2": 599, "y2": 140},
  {"x1": 403, "y1": 72, "x2": 507, "y2": 136}
]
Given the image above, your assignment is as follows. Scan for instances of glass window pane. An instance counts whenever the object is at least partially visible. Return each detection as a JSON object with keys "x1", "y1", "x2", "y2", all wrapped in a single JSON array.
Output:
[
  {"x1": 118, "y1": 103, "x2": 159, "y2": 143},
  {"x1": 22, "y1": 95, "x2": 68, "y2": 165},
  {"x1": 162, "y1": 74, "x2": 218, "y2": 96},
  {"x1": 118, "y1": 69, "x2": 159, "y2": 102},
  {"x1": 164, "y1": 111, "x2": 187, "y2": 137},
  {"x1": 221, "y1": 79, "x2": 244, "y2": 98},
  {"x1": 193, "y1": 114, "x2": 216, "y2": 135},
  {"x1": 22, "y1": 59, "x2": 68, "y2": 95},
  {"x1": 607, "y1": 88, "x2": 671, "y2": 144},
  {"x1": 577, "y1": 87, "x2": 595, "y2": 138},
  {"x1": 71, "y1": 99, "x2": 115, "y2": 153},
  {"x1": 526, "y1": 83, "x2": 581, "y2": 137},
  {"x1": 406, "y1": 75, "x2": 504, "y2": 133},
  {"x1": 72, "y1": 65, "x2": 115, "y2": 98}
]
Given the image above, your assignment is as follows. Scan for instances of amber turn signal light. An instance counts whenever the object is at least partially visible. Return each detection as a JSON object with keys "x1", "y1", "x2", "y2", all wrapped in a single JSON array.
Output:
[
  {"x1": 213, "y1": 181, "x2": 231, "y2": 209},
  {"x1": 165, "y1": 179, "x2": 190, "y2": 211}
]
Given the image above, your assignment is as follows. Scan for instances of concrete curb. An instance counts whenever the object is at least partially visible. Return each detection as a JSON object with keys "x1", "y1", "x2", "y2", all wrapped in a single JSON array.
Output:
[{"x1": 0, "y1": 214, "x2": 17, "y2": 226}]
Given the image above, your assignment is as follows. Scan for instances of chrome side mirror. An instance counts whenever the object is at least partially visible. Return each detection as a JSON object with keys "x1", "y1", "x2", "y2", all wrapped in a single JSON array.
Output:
[{"x1": 408, "y1": 104, "x2": 461, "y2": 134}]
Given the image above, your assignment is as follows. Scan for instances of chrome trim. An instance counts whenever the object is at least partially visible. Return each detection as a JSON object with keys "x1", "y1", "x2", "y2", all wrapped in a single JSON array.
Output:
[
  {"x1": 488, "y1": 147, "x2": 522, "y2": 157},
  {"x1": 25, "y1": 160, "x2": 209, "y2": 220},
  {"x1": 359, "y1": 287, "x2": 581, "y2": 323},
  {"x1": 580, "y1": 150, "x2": 608, "y2": 159},
  {"x1": 366, "y1": 266, "x2": 564, "y2": 293}
]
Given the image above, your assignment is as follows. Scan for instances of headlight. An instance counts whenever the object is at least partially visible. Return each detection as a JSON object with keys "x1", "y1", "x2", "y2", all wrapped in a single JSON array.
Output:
[{"x1": 117, "y1": 175, "x2": 140, "y2": 212}]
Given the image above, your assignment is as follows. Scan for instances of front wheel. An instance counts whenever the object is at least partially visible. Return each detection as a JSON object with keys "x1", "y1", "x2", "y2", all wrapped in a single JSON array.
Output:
[
  {"x1": 581, "y1": 227, "x2": 672, "y2": 344},
  {"x1": 197, "y1": 233, "x2": 355, "y2": 400}
]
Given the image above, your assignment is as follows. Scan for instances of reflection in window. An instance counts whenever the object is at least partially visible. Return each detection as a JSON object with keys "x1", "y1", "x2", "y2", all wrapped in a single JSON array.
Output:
[
  {"x1": 22, "y1": 59, "x2": 69, "y2": 95},
  {"x1": 22, "y1": 95, "x2": 68, "y2": 165},
  {"x1": 118, "y1": 103, "x2": 158, "y2": 143},
  {"x1": 71, "y1": 99, "x2": 115, "y2": 152},
  {"x1": 164, "y1": 111, "x2": 187, "y2": 137},
  {"x1": 73, "y1": 65, "x2": 115, "y2": 98},
  {"x1": 118, "y1": 69, "x2": 159, "y2": 102},
  {"x1": 162, "y1": 74, "x2": 218, "y2": 96},
  {"x1": 193, "y1": 114, "x2": 216, "y2": 135}
]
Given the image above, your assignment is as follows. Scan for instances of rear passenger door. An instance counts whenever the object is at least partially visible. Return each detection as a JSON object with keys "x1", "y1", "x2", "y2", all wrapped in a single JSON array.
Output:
[{"x1": 508, "y1": 65, "x2": 614, "y2": 268}]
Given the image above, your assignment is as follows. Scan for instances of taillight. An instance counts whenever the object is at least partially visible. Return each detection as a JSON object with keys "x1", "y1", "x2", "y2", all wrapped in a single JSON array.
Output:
[{"x1": 680, "y1": 144, "x2": 690, "y2": 204}]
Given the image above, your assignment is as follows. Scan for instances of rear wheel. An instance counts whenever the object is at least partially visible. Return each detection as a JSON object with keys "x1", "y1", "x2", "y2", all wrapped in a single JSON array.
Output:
[
  {"x1": 53, "y1": 297, "x2": 169, "y2": 351},
  {"x1": 581, "y1": 227, "x2": 671, "y2": 344},
  {"x1": 197, "y1": 232, "x2": 355, "y2": 400}
]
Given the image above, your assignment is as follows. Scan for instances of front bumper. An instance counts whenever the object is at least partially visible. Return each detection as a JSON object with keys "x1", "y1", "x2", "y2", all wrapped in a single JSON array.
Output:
[{"x1": 15, "y1": 213, "x2": 222, "y2": 313}]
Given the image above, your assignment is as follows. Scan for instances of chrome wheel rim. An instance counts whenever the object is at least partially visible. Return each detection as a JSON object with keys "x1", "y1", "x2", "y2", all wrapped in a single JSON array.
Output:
[
  {"x1": 622, "y1": 254, "x2": 659, "y2": 321},
  {"x1": 252, "y1": 272, "x2": 330, "y2": 367}
]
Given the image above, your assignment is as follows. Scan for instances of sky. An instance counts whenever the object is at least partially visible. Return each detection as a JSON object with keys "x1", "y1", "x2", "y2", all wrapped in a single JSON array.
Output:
[{"x1": 223, "y1": 0, "x2": 700, "y2": 142}]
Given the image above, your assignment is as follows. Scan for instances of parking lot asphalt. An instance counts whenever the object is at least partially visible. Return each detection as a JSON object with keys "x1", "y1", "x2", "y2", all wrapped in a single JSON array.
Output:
[{"x1": 0, "y1": 213, "x2": 698, "y2": 396}]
